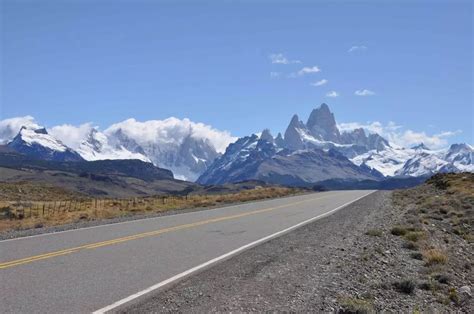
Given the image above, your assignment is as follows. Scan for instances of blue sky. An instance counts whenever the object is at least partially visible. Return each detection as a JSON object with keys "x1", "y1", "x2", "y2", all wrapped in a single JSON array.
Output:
[{"x1": 1, "y1": 0, "x2": 472, "y2": 147}]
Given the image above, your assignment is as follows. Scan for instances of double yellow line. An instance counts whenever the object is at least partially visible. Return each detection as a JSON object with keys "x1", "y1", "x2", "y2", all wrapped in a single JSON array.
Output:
[{"x1": 0, "y1": 194, "x2": 332, "y2": 270}]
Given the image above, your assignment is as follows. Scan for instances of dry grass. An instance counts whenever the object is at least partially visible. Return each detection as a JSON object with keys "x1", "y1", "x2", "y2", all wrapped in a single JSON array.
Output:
[
  {"x1": 338, "y1": 297, "x2": 374, "y2": 314},
  {"x1": 0, "y1": 187, "x2": 302, "y2": 233},
  {"x1": 0, "y1": 181, "x2": 84, "y2": 201},
  {"x1": 423, "y1": 249, "x2": 448, "y2": 266},
  {"x1": 404, "y1": 231, "x2": 425, "y2": 242},
  {"x1": 365, "y1": 229, "x2": 383, "y2": 237}
]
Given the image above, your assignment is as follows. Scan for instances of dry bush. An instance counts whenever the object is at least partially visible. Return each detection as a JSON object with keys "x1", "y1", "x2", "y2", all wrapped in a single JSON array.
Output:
[
  {"x1": 404, "y1": 231, "x2": 425, "y2": 242},
  {"x1": 365, "y1": 229, "x2": 382, "y2": 237},
  {"x1": 423, "y1": 249, "x2": 448, "y2": 266},
  {"x1": 338, "y1": 297, "x2": 374, "y2": 314}
]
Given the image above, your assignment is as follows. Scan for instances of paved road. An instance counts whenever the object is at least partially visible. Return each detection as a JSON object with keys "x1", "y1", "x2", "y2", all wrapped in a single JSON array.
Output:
[{"x1": 0, "y1": 190, "x2": 374, "y2": 313}]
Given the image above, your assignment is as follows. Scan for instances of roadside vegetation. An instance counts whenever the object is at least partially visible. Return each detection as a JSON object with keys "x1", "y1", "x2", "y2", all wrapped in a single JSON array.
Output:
[
  {"x1": 0, "y1": 183, "x2": 303, "y2": 233},
  {"x1": 351, "y1": 173, "x2": 473, "y2": 311}
]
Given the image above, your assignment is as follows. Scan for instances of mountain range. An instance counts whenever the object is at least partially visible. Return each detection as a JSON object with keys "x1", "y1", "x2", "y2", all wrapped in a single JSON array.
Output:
[
  {"x1": 0, "y1": 117, "x2": 231, "y2": 181},
  {"x1": 198, "y1": 104, "x2": 473, "y2": 185},
  {"x1": 1, "y1": 104, "x2": 472, "y2": 187}
]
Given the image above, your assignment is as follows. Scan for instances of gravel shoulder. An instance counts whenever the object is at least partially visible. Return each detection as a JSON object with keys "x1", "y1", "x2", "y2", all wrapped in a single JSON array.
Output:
[{"x1": 120, "y1": 190, "x2": 473, "y2": 313}]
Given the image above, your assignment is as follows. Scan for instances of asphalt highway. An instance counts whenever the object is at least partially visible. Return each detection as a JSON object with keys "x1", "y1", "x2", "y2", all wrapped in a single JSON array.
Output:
[{"x1": 0, "y1": 190, "x2": 374, "y2": 313}]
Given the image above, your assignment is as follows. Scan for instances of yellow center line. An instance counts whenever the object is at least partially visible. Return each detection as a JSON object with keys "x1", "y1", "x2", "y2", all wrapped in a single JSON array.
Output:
[{"x1": 0, "y1": 193, "x2": 335, "y2": 269}]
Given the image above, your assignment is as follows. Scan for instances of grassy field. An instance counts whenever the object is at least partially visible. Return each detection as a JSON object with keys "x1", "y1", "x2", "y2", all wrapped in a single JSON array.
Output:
[{"x1": 0, "y1": 185, "x2": 303, "y2": 233}]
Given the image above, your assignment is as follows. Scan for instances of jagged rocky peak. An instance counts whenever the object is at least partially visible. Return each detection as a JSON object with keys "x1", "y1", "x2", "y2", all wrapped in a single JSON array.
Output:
[
  {"x1": 284, "y1": 114, "x2": 306, "y2": 150},
  {"x1": 33, "y1": 127, "x2": 48, "y2": 135},
  {"x1": 7, "y1": 126, "x2": 84, "y2": 162},
  {"x1": 275, "y1": 132, "x2": 285, "y2": 147},
  {"x1": 260, "y1": 128, "x2": 274, "y2": 143},
  {"x1": 83, "y1": 128, "x2": 104, "y2": 151},
  {"x1": 448, "y1": 143, "x2": 473, "y2": 153},
  {"x1": 341, "y1": 128, "x2": 367, "y2": 146},
  {"x1": 340, "y1": 127, "x2": 389, "y2": 152},
  {"x1": 176, "y1": 135, "x2": 220, "y2": 176},
  {"x1": 445, "y1": 143, "x2": 473, "y2": 168},
  {"x1": 107, "y1": 128, "x2": 147, "y2": 156},
  {"x1": 367, "y1": 133, "x2": 390, "y2": 151},
  {"x1": 411, "y1": 143, "x2": 431, "y2": 150},
  {"x1": 306, "y1": 103, "x2": 341, "y2": 142}
]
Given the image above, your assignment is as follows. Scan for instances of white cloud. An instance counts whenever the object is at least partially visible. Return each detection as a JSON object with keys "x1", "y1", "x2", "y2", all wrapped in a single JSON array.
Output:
[
  {"x1": 310, "y1": 79, "x2": 328, "y2": 87},
  {"x1": 288, "y1": 66, "x2": 321, "y2": 78},
  {"x1": 348, "y1": 45, "x2": 367, "y2": 53},
  {"x1": 269, "y1": 53, "x2": 301, "y2": 65},
  {"x1": 355, "y1": 89, "x2": 375, "y2": 96},
  {"x1": 296, "y1": 66, "x2": 320, "y2": 76},
  {"x1": 105, "y1": 117, "x2": 236, "y2": 153},
  {"x1": 270, "y1": 72, "x2": 281, "y2": 78},
  {"x1": 0, "y1": 116, "x2": 41, "y2": 144},
  {"x1": 338, "y1": 121, "x2": 462, "y2": 149},
  {"x1": 49, "y1": 123, "x2": 95, "y2": 150},
  {"x1": 326, "y1": 91, "x2": 339, "y2": 98}
]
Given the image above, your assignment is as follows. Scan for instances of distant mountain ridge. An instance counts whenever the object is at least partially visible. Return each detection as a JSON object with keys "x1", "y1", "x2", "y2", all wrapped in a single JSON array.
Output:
[{"x1": 198, "y1": 104, "x2": 473, "y2": 185}]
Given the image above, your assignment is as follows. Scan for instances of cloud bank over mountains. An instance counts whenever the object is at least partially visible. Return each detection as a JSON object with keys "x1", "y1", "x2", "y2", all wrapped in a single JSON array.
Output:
[
  {"x1": 0, "y1": 116, "x2": 40, "y2": 144},
  {"x1": 0, "y1": 114, "x2": 464, "y2": 153},
  {"x1": 337, "y1": 121, "x2": 462, "y2": 149},
  {"x1": 0, "y1": 116, "x2": 237, "y2": 181},
  {"x1": 1, "y1": 116, "x2": 235, "y2": 154}
]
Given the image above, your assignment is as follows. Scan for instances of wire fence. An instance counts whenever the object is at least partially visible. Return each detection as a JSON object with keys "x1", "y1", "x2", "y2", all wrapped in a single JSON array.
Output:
[
  {"x1": 0, "y1": 187, "x2": 299, "y2": 222},
  {"x1": 0, "y1": 194, "x2": 202, "y2": 220}
]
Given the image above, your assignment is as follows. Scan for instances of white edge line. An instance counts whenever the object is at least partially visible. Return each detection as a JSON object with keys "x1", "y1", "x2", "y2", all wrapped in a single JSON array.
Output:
[
  {"x1": 0, "y1": 191, "x2": 332, "y2": 243},
  {"x1": 92, "y1": 190, "x2": 376, "y2": 314}
]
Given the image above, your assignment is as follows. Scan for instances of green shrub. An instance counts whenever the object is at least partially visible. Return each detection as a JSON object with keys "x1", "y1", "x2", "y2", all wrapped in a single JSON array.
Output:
[
  {"x1": 393, "y1": 279, "x2": 416, "y2": 294},
  {"x1": 410, "y1": 252, "x2": 423, "y2": 260},
  {"x1": 339, "y1": 297, "x2": 374, "y2": 314},
  {"x1": 391, "y1": 226, "x2": 408, "y2": 236},
  {"x1": 402, "y1": 241, "x2": 418, "y2": 250},
  {"x1": 365, "y1": 229, "x2": 382, "y2": 237}
]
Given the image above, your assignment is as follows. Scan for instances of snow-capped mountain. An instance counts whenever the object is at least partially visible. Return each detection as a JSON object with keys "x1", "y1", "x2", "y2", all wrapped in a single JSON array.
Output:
[
  {"x1": 7, "y1": 127, "x2": 84, "y2": 162},
  {"x1": 2, "y1": 117, "x2": 234, "y2": 181},
  {"x1": 199, "y1": 104, "x2": 473, "y2": 185},
  {"x1": 197, "y1": 131, "x2": 381, "y2": 185},
  {"x1": 281, "y1": 104, "x2": 390, "y2": 157},
  {"x1": 445, "y1": 143, "x2": 474, "y2": 172},
  {"x1": 1, "y1": 106, "x2": 471, "y2": 184},
  {"x1": 351, "y1": 145, "x2": 414, "y2": 177},
  {"x1": 104, "y1": 118, "x2": 226, "y2": 181},
  {"x1": 353, "y1": 143, "x2": 474, "y2": 177},
  {"x1": 76, "y1": 128, "x2": 151, "y2": 163}
]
